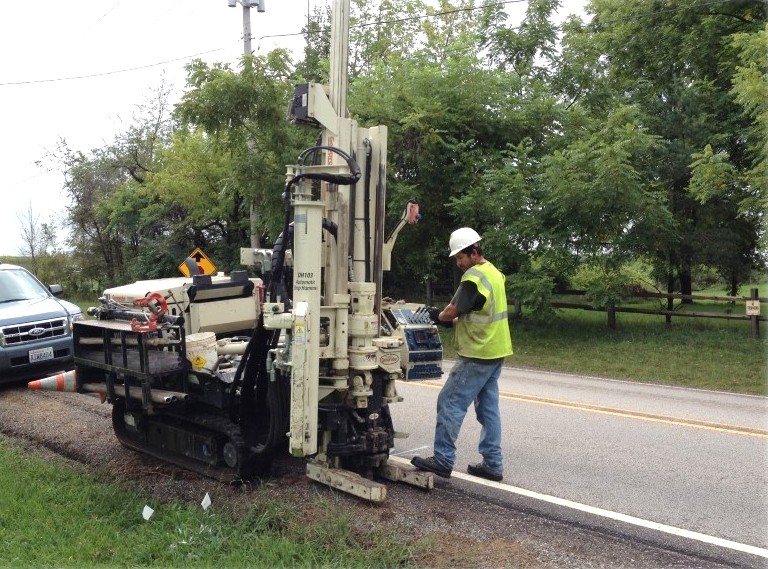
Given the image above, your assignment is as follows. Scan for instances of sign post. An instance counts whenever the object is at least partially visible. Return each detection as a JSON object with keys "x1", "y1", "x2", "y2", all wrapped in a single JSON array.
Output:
[{"x1": 747, "y1": 288, "x2": 760, "y2": 338}]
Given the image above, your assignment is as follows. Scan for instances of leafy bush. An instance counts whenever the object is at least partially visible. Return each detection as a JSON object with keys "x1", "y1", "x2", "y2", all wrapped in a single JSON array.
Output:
[
  {"x1": 506, "y1": 270, "x2": 556, "y2": 322},
  {"x1": 571, "y1": 264, "x2": 644, "y2": 309}
]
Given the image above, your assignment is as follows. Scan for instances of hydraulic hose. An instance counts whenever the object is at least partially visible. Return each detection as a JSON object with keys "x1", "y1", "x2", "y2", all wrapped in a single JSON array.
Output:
[
  {"x1": 268, "y1": 145, "x2": 359, "y2": 302},
  {"x1": 267, "y1": 186, "x2": 294, "y2": 302},
  {"x1": 235, "y1": 320, "x2": 283, "y2": 454},
  {"x1": 294, "y1": 145, "x2": 361, "y2": 186}
]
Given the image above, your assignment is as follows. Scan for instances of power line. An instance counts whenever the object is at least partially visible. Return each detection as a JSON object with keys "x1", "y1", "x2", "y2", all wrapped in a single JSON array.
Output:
[
  {"x1": 0, "y1": 1, "x2": 537, "y2": 88},
  {"x1": 87, "y1": 1, "x2": 122, "y2": 31},
  {"x1": 145, "y1": 0, "x2": 187, "y2": 29},
  {"x1": 8, "y1": 167, "x2": 58, "y2": 189},
  {"x1": 2, "y1": 0, "x2": 749, "y2": 87},
  {"x1": 0, "y1": 50, "x2": 223, "y2": 87}
]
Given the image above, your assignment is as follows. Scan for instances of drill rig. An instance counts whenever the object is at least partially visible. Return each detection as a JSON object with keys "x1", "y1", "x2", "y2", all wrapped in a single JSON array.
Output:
[{"x1": 52, "y1": 0, "x2": 443, "y2": 502}]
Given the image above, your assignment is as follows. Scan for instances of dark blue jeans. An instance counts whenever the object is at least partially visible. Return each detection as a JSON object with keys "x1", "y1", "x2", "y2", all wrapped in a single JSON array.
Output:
[{"x1": 433, "y1": 357, "x2": 503, "y2": 474}]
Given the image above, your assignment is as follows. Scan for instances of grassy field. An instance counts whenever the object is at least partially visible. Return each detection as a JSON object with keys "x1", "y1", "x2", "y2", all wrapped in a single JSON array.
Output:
[
  {"x1": 0, "y1": 438, "x2": 412, "y2": 569},
  {"x1": 522, "y1": 314, "x2": 764, "y2": 394},
  {"x1": 697, "y1": 282, "x2": 767, "y2": 298}
]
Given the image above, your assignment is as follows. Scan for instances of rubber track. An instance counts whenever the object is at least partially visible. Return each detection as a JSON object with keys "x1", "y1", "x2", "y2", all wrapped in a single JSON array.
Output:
[{"x1": 112, "y1": 402, "x2": 271, "y2": 483}]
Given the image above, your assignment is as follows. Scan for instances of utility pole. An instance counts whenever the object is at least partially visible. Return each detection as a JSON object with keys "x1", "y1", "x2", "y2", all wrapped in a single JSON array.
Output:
[
  {"x1": 227, "y1": 0, "x2": 265, "y2": 55},
  {"x1": 227, "y1": 0, "x2": 265, "y2": 249}
]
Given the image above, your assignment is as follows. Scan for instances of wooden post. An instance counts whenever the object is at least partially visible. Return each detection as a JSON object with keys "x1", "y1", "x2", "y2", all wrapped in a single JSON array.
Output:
[
  {"x1": 750, "y1": 288, "x2": 760, "y2": 339},
  {"x1": 665, "y1": 273, "x2": 674, "y2": 327},
  {"x1": 665, "y1": 295, "x2": 674, "y2": 327}
]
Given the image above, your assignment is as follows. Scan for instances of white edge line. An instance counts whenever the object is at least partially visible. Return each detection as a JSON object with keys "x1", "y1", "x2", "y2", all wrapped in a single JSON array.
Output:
[
  {"x1": 391, "y1": 445, "x2": 430, "y2": 457},
  {"x1": 389, "y1": 455, "x2": 768, "y2": 559}
]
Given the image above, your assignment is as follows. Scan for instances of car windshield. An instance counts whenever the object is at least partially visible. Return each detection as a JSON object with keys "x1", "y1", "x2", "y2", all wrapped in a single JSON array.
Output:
[{"x1": 0, "y1": 269, "x2": 50, "y2": 303}]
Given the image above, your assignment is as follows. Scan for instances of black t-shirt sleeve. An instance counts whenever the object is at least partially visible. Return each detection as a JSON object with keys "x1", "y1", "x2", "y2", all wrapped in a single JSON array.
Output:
[{"x1": 450, "y1": 281, "x2": 485, "y2": 314}]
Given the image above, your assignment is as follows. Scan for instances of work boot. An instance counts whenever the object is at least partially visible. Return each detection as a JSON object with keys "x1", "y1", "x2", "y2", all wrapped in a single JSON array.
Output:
[
  {"x1": 467, "y1": 462, "x2": 503, "y2": 482},
  {"x1": 411, "y1": 455, "x2": 452, "y2": 478}
]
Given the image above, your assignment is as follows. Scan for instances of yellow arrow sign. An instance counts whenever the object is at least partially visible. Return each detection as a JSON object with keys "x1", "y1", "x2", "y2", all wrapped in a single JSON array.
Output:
[{"x1": 178, "y1": 247, "x2": 217, "y2": 277}]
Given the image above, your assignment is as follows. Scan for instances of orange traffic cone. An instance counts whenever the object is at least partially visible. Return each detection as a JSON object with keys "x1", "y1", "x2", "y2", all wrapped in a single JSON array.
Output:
[{"x1": 27, "y1": 369, "x2": 77, "y2": 392}]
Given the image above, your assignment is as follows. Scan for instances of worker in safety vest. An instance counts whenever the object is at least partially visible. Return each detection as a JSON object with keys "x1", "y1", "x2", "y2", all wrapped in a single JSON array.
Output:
[{"x1": 412, "y1": 227, "x2": 513, "y2": 481}]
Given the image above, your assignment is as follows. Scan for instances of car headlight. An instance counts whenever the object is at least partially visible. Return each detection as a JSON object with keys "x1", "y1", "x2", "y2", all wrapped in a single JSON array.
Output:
[
  {"x1": 67, "y1": 312, "x2": 84, "y2": 333},
  {"x1": 0, "y1": 330, "x2": 5, "y2": 347}
]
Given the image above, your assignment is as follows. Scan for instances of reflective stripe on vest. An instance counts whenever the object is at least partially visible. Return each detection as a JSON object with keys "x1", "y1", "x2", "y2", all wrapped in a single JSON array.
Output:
[{"x1": 456, "y1": 261, "x2": 513, "y2": 359}]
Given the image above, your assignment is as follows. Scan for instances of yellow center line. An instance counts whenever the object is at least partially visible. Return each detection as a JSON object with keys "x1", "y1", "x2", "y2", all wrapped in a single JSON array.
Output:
[{"x1": 406, "y1": 380, "x2": 768, "y2": 438}]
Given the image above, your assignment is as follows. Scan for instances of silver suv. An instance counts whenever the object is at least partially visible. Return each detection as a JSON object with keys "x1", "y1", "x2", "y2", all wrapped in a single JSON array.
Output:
[{"x1": 0, "y1": 263, "x2": 83, "y2": 384}]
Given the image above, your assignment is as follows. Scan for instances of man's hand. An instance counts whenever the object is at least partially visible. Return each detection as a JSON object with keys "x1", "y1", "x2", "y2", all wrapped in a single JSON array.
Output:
[
  {"x1": 427, "y1": 306, "x2": 442, "y2": 325},
  {"x1": 427, "y1": 306, "x2": 453, "y2": 328}
]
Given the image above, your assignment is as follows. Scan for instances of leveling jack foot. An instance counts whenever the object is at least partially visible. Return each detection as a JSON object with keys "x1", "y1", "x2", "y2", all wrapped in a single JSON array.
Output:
[
  {"x1": 378, "y1": 460, "x2": 435, "y2": 490},
  {"x1": 306, "y1": 462, "x2": 388, "y2": 502},
  {"x1": 305, "y1": 459, "x2": 435, "y2": 502}
]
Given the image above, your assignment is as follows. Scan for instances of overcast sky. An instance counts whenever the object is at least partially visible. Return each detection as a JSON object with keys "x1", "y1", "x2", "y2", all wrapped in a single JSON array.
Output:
[{"x1": 0, "y1": 0, "x2": 585, "y2": 257}]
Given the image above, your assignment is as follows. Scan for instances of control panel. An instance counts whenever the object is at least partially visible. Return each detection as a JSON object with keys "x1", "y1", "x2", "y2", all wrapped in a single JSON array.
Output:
[{"x1": 386, "y1": 307, "x2": 443, "y2": 381}]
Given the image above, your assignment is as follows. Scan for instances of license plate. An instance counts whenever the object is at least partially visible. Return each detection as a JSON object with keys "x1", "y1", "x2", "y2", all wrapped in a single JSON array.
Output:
[{"x1": 29, "y1": 347, "x2": 54, "y2": 363}]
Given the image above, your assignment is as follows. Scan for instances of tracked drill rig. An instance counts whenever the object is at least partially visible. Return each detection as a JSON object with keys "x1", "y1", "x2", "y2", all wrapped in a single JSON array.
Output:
[{"x1": 51, "y1": 0, "x2": 442, "y2": 502}]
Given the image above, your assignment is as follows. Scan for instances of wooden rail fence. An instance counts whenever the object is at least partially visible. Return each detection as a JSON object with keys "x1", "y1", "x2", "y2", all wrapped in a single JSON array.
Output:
[{"x1": 550, "y1": 288, "x2": 766, "y2": 338}]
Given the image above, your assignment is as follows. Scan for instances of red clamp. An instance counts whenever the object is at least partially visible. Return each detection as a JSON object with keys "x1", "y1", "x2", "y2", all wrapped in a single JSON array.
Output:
[{"x1": 130, "y1": 293, "x2": 169, "y2": 332}]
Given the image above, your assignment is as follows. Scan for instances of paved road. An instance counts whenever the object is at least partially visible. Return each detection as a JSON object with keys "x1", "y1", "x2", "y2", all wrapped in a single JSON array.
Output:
[{"x1": 390, "y1": 363, "x2": 768, "y2": 557}]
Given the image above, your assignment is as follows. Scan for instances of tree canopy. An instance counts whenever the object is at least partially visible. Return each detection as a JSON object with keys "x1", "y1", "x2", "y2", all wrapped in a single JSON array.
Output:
[{"x1": 46, "y1": 0, "x2": 766, "y2": 307}]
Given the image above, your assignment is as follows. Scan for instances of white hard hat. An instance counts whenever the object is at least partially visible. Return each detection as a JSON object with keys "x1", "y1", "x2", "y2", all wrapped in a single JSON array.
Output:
[{"x1": 448, "y1": 227, "x2": 482, "y2": 257}]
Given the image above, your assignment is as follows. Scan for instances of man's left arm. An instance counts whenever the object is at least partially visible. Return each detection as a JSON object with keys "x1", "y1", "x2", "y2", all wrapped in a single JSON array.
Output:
[
  {"x1": 434, "y1": 282, "x2": 484, "y2": 324},
  {"x1": 438, "y1": 304, "x2": 460, "y2": 323}
]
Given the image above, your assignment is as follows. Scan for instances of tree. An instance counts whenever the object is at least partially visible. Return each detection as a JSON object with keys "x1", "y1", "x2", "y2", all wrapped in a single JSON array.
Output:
[
  {"x1": 136, "y1": 130, "x2": 243, "y2": 272},
  {"x1": 17, "y1": 202, "x2": 56, "y2": 275},
  {"x1": 51, "y1": 82, "x2": 176, "y2": 287},
  {"x1": 728, "y1": 26, "x2": 768, "y2": 235},
  {"x1": 56, "y1": 141, "x2": 129, "y2": 286},
  {"x1": 347, "y1": 0, "x2": 558, "y2": 294},
  {"x1": 172, "y1": 51, "x2": 313, "y2": 269},
  {"x1": 15, "y1": 202, "x2": 78, "y2": 291},
  {"x1": 688, "y1": 145, "x2": 763, "y2": 295},
  {"x1": 295, "y1": 2, "x2": 332, "y2": 83},
  {"x1": 578, "y1": 0, "x2": 766, "y2": 297}
]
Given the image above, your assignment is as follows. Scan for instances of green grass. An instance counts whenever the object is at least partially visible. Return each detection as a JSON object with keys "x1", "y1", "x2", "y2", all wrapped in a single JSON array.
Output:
[
  {"x1": 439, "y1": 309, "x2": 767, "y2": 395},
  {"x1": 0, "y1": 438, "x2": 413, "y2": 569},
  {"x1": 696, "y1": 281, "x2": 767, "y2": 298}
]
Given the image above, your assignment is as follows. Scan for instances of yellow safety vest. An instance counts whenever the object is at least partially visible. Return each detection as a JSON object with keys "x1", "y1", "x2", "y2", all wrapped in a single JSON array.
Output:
[{"x1": 455, "y1": 261, "x2": 513, "y2": 360}]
